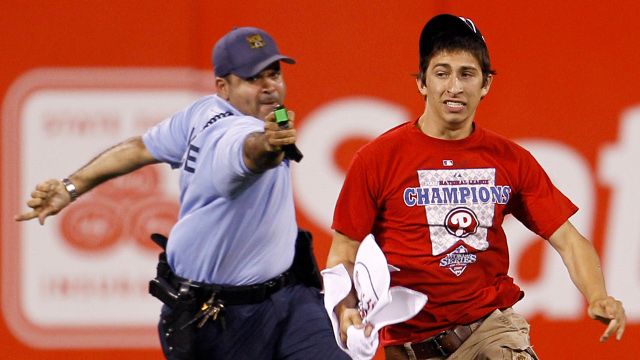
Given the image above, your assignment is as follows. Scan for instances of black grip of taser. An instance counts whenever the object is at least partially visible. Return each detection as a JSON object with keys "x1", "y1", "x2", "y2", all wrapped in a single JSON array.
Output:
[{"x1": 274, "y1": 106, "x2": 303, "y2": 162}]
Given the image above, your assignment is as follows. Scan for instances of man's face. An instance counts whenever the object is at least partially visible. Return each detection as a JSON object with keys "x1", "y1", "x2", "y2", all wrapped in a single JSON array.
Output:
[
  {"x1": 216, "y1": 62, "x2": 286, "y2": 120},
  {"x1": 418, "y1": 50, "x2": 491, "y2": 128}
]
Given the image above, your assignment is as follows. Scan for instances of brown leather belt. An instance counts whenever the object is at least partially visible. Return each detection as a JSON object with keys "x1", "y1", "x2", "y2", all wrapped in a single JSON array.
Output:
[{"x1": 389, "y1": 319, "x2": 484, "y2": 359}]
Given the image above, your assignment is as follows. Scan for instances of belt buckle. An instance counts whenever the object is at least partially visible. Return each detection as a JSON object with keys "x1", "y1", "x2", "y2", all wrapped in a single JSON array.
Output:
[
  {"x1": 267, "y1": 273, "x2": 287, "y2": 289},
  {"x1": 432, "y1": 331, "x2": 450, "y2": 357},
  {"x1": 265, "y1": 279, "x2": 277, "y2": 289}
]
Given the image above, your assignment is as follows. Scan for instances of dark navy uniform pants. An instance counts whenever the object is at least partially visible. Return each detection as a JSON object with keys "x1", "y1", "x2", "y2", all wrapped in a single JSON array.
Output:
[{"x1": 158, "y1": 283, "x2": 349, "y2": 360}]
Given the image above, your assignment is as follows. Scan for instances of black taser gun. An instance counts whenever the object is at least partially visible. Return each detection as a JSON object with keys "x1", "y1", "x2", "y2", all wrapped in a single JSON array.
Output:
[{"x1": 274, "y1": 105, "x2": 303, "y2": 162}]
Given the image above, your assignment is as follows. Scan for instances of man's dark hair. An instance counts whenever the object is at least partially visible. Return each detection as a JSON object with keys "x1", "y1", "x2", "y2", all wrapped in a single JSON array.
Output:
[{"x1": 418, "y1": 34, "x2": 496, "y2": 87}]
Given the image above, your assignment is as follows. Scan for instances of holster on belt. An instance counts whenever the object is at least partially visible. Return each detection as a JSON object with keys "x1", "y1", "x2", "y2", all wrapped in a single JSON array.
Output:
[
  {"x1": 148, "y1": 233, "x2": 198, "y2": 359},
  {"x1": 148, "y1": 252, "x2": 182, "y2": 309},
  {"x1": 148, "y1": 233, "x2": 181, "y2": 308}
]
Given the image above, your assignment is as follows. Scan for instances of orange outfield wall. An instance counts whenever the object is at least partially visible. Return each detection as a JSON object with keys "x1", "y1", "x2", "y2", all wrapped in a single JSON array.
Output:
[{"x1": 1, "y1": 1, "x2": 638, "y2": 359}]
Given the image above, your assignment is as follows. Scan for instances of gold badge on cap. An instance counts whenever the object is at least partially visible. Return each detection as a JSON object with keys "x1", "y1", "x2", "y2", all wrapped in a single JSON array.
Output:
[{"x1": 246, "y1": 34, "x2": 266, "y2": 49}]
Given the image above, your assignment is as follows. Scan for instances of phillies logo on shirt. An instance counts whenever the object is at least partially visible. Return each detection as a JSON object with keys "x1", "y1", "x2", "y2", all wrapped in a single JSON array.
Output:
[
  {"x1": 404, "y1": 168, "x2": 511, "y2": 275},
  {"x1": 407, "y1": 168, "x2": 508, "y2": 256},
  {"x1": 444, "y1": 207, "x2": 479, "y2": 238}
]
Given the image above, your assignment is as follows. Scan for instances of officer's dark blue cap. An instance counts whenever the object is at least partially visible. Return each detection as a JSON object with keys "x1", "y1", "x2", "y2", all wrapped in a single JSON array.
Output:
[
  {"x1": 212, "y1": 27, "x2": 295, "y2": 79},
  {"x1": 419, "y1": 14, "x2": 486, "y2": 59}
]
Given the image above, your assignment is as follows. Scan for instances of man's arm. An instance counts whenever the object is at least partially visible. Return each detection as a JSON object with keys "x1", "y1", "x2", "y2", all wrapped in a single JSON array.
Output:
[
  {"x1": 15, "y1": 136, "x2": 159, "y2": 225},
  {"x1": 243, "y1": 109, "x2": 296, "y2": 173},
  {"x1": 547, "y1": 220, "x2": 626, "y2": 342},
  {"x1": 326, "y1": 231, "x2": 372, "y2": 344}
]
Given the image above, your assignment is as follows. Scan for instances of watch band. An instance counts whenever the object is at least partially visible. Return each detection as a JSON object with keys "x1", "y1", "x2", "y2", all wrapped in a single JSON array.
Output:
[{"x1": 61, "y1": 178, "x2": 78, "y2": 202}]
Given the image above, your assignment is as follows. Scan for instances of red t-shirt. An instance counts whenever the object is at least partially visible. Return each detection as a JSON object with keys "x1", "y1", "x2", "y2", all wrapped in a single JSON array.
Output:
[{"x1": 332, "y1": 119, "x2": 578, "y2": 346}]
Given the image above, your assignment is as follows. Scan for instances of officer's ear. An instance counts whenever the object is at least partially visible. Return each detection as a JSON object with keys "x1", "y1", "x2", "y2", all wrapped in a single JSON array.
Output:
[{"x1": 215, "y1": 77, "x2": 230, "y2": 100}]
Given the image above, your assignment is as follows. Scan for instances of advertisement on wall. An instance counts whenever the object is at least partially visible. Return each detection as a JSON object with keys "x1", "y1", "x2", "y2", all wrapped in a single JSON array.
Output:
[{"x1": 1, "y1": 1, "x2": 638, "y2": 359}]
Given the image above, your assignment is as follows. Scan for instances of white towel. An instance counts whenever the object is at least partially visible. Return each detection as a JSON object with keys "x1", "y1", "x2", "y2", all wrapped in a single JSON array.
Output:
[{"x1": 322, "y1": 234, "x2": 428, "y2": 360}]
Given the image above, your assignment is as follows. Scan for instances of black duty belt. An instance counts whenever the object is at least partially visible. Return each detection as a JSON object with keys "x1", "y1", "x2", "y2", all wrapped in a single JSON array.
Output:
[
  {"x1": 167, "y1": 270, "x2": 297, "y2": 306},
  {"x1": 148, "y1": 233, "x2": 299, "y2": 307}
]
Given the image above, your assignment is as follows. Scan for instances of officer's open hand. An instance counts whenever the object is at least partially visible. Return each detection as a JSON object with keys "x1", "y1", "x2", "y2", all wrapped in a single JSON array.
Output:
[
  {"x1": 588, "y1": 295, "x2": 626, "y2": 342},
  {"x1": 14, "y1": 179, "x2": 72, "y2": 225}
]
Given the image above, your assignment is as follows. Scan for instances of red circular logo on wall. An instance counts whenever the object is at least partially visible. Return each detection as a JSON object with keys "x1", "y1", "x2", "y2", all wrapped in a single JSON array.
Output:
[
  {"x1": 60, "y1": 200, "x2": 123, "y2": 251},
  {"x1": 58, "y1": 166, "x2": 177, "y2": 253},
  {"x1": 126, "y1": 198, "x2": 179, "y2": 252}
]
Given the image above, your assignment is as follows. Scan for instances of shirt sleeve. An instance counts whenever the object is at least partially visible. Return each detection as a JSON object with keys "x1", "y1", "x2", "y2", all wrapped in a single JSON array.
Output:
[
  {"x1": 509, "y1": 150, "x2": 578, "y2": 239},
  {"x1": 332, "y1": 151, "x2": 380, "y2": 242},
  {"x1": 210, "y1": 117, "x2": 263, "y2": 197},
  {"x1": 142, "y1": 106, "x2": 193, "y2": 168}
]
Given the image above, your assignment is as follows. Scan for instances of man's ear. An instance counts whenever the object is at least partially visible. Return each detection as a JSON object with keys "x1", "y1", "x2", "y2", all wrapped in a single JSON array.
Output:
[
  {"x1": 416, "y1": 78, "x2": 428, "y2": 96},
  {"x1": 480, "y1": 74, "x2": 493, "y2": 99},
  {"x1": 215, "y1": 77, "x2": 229, "y2": 100}
]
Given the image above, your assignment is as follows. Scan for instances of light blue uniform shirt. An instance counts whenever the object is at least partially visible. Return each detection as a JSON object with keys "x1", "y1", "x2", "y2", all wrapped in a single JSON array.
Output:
[{"x1": 142, "y1": 95, "x2": 297, "y2": 286}]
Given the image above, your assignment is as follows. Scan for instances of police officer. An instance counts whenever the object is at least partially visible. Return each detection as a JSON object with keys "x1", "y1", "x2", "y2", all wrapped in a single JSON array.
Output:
[{"x1": 16, "y1": 27, "x2": 349, "y2": 360}]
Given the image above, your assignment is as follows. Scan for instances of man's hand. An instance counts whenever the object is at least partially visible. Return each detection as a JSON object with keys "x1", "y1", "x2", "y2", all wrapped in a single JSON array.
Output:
[
  {"x1": 14, "y1": 179, "x2": 72, "y2": 225},
  {"x1": 336, "y1": 304, "x2": 373, "y2": 345},
  {"x1": 244, "y1": 108, "x2": 298, "y2": 172},
  {"x1": 587, "y1": 296, "x2": 626, "y2": 342},
  {"x1": 548, "y1": 222, "x2": 627, "y2": 343},
  {"x1": 263, "y1": 108, "x2": 297, "y2": 153}
]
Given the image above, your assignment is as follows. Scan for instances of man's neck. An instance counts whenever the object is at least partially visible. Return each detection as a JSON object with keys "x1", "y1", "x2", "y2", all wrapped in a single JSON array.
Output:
[{"x1": 417, "y1": 114, "x2": 474, "y2": 140}]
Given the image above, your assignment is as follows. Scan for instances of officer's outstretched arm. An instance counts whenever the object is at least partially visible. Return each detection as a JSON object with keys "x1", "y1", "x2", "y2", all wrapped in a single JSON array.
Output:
[{"x1": 15, "y1": 136, "x2": 158, "y2": 225}]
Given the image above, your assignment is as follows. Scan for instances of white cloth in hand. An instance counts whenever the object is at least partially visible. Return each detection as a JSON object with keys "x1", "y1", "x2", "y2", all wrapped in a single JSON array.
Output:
[{"x1": 322, "y1": 234, "x2": 428, "y2": 360}]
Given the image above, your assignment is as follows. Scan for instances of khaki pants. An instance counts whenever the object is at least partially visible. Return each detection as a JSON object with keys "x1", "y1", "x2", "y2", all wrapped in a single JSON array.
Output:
[{"x1": 385, "y1": 308, "x2": 539, "y2": 360}]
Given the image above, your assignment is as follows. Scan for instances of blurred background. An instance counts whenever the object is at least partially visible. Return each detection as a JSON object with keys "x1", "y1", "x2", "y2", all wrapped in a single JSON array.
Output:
[{"x1": 1, "y1": 1, "x2": 638, "y2": 359}]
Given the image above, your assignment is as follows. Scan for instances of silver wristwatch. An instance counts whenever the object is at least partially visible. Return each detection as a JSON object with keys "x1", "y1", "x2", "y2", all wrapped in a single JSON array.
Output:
[{"x1": 61, "y1": 178, "x2": 78, "y2": 202}]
